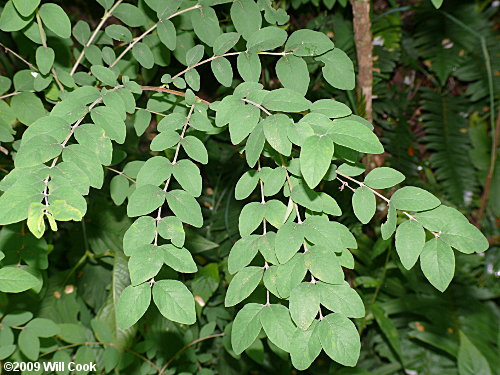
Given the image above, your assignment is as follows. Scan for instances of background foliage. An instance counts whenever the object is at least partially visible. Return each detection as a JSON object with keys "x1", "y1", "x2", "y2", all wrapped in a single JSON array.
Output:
[{"x1": 0, "y1": 0, "x2": 498, "y2": 374}]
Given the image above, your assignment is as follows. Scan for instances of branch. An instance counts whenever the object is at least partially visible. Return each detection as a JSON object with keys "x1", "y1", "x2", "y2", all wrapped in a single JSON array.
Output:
[
  {"x1": 159, "y1": 333, "x2": 225, "y2": 374},
  {"x1": 476, "y1": 107, "x2": 500, "y2": 227},
  {"x1": 70, "y1": 0, "x2": 124, "y2": 75},
  {"x1": 0, "y1": 41, "x2": 37, "y2": 71},
  {"x1": 153, "y1": 104, "x2": 196, "y2": 243},
  {"x1": 110, "y1": 4, "x2": 201, "y2": 68},
  {"x1": 141, "y1": 86, "x2": 212, "y2": 105},
  {"x1": 35, "y1": 12, "x2": 64, "y2": 92},
  {"x1": 242, "y1": 98, "x2": 272, "y2": 116},
  {"x1": 172, "y1": 51, "x2": 288, "y2": 81}
]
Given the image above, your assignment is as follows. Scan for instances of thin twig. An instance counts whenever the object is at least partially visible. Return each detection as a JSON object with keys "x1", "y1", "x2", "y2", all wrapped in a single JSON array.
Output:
[
  {"x1": 336, "y1": 171, "x2": 390, "y2": 203},
  {"x1": 105, "y1": 166, "x2": 136, "y2": 183},
  {"x1": 0, "y1": 145, "x2": 8, "y2": 155},
  {"x1": 159, "y1": 333, "x2": 224, "y2": 374},
  {"x1": 0, "y1": 91, "x2": 25, "y2": 100},
  {"x1": 110, "y1": 4, "x2": 202, "y2": 68},
  {"x1": 242, "y1": 98, "x2": 272, "y2": 116},
  {"x1": 35, "y1": 12, "x2": 64, "y2": 92},
  {"x1": 476, "y1": 108, "x2": 500, "y2": 227},
  {"x1": 172, "y1": 51, "x2": 288, "y2": 81},
  {"x1": 153, "y1": 104, "x2": 196, "y2": 244},
  {"x1": 0, "y1": 41, "x2": 37, "y2": 70},
  {"x1": 70, "y1": 0, "x2": 123, "y2": 75},
  {"x1": 141, "y1": 86, "x2": 212, "y2": 105}
]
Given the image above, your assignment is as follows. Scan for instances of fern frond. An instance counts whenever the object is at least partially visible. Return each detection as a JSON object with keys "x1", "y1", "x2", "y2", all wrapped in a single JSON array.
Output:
[{"x1": 419, "y1": 88, "x2": 477, "y2": 207}]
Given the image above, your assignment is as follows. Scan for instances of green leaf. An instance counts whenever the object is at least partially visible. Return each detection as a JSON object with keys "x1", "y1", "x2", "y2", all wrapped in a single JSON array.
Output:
[
  {"x1": 211, "y1": 57, "x2": 233, "y2": 87},
  {"x1": 39, "y1": 3, "x2": 71, "y2": 38},
  {"x1": 276, "y1": 55, "x2": 310, "y2": 95},
  {"x1": 190, "y1": 5, "x2": 221, "y2": 47},
  {"x1": 10, "y1": 91, "x2": 46, "y2": 125},
  {"x1": 391, "y1": 186, "x2": 441, "y2": 212},
  {"x1": 110, "y1": 175, "x2": 129, "y2": 206},
  {"x1": 235, "y1": 170, "x2": 259, "y2": 200},
  {"x1": 128, "y1": 245, "x2": 164, "y2": 284},
  {"x1": 285, "y1": 29, "x2": 335, "y2": 56},
  {"x1": 317, "y1": 48, "x2": 355, "y2": 90},
  {"x1": 172, "y1": 159, "x2": 202, "y2": 197},
  {"x1": 13, "y1": 0, "x2": 40, "y2": 16},
  {"x1": 237, "y1": 52, "x2": 261, "y2": 82},
  {"x1": 228, "y1": 236, "x2": 260, "y2": 274},
  {"x1": 225, "y1": 266, "x2": 263, "y2": 306},
  {"x1": 132, "y1": 42, "x2": 154, "y2": 69},
  {"x1": 420, "y1": 238, "x2": 455, "y2": 292},
  {"x1": 231, "y1": 303, "x2": 263, "y2": 354},
  {"x1": 318, "y1": 282, "x2": 365, "y2": 318},
  {"x1": 134, "y1": 109, "x2": 152, "y2": 136},
  {"x1": 289, "y1": 322, "x2": 322, "y2": 370},
  {"x1": 238, "y1": 202, "x2": 265, "y2": 236},
  {"x1": 157, "y1": 20, "x2": 176, "y2": 50},
  {"x1": 247, "y1": 26, "x2": 287, "y2": 52},
  {"x1": 123, "y1": 216, "x2": 156, "y2": 256},
  {"x1": 152, "y1": 280, "x2": 196, "y2": 324},
  {"x1": 381, "y1": 203, "x2": 397, "y2": 240},
  {"x1": 289, "y1": 283, "x2": 320, "y2": 330},
  {"x1": 14, "y1": 135, "x2": 62, "y2": 168},
  {"x1": 157, "y1": 216, "x2": 185, "y2": 247},
  {"x1": 304, "y1": 245, "x2": 344, "y2": 284},
  {"x1": 127, "y1": 184, "x2": 166, "y2": 217},
  {"x1": 114, "y1": 3, "x2": 146, "y2": 27},
  {"x1": 181, "y1": 136, "x2": 209, "y2": 164},
  {"x1": 260, "y1": 304, "x2": 296, "y2": 352},
  {"x1": 275, "y1": 222, "x2": 304, "y2": 264},
  {"x1": 414, "y1": 205, "x2": 489, "y2": 254},
  {"x1": 275, "y1": 253, "x2": 307, "y2": 298},
  {"x1": 245, "y1": 123, "x2": 265, "y2": 167},
  {"x1": 329, "y1": 120, "x2": 383, "y2": 154},
  {"x1": 457, "y1": 331, "x2": 492, "y2": 375},
  {"x1": 105, "y1": 24, "x2": 132, "y2": 43},
  {"x1": 213, "y1": 32, "x2": 240, "y2": 55},
  {"x1": 371, "y1": 304, "x2": 401, "y2": 359},
  {"x1": 136, "y1": 156, "x2": 172, "y2": 187},
  {"x1": 150, "y1": 130, "x2": 181, "y2": 151},
  {"x1": 262, "y1": 114, "x2": 293, "y2": 156},
  {"x1": 0, "y1": 266, "x2": 39, "y2": 293},
  {"x1": 91, "y1": 65, "x2": 118, "y2": 86},
  {"x1": 318, "y1": 313, "x2": 360, "y2": 366},
  {"x1": 395, "y1": 219, "x2": 426, "y2": 270},
  {"x1": 230, "y1": 0, "x2": 261, "y2": 40},
  {"x1": 300, "y1": 135, "x2": 334, "y2": 189},
  {"x1": 116, "y1": 283, "x2": 151, "y2": 330},
  {"x1": 0, "y1": 1, "x2": 32, "y2": 32},
  {"x1": 352, "y1": 186, "x2": 376, "y2": 224},
  {"x1": 91, "y1": 105, "x2": 126, "y2": 144},
  {"x1": 364, "y1": 167, "x2": 405, "y2": 189},
  {"x1": 310, "y1": 99, "x2": 352, "y2": 118},
  {"x1": 162, "y1": 244, "x2": 197, "y2": 273},
  {"x1": 74, "y1": 125, "x2": 112, "y2": 166},
  {"x1": 263, "y1": 88, "x2": 311, "y2": 113},
  {"x1": 261, "y1": 167, "x2": 286, "y2": 196},
  {"x1": 186, "y1": 44, "x2": 205, "y2": 66},
  {"x1": 165, "y1": 189, "x2": 203, "y2": 227},
  {"x1": 35, "y1": 46, "x2": 54, "y2": 75},
  {"x1": 431, "y1": 0, "x2": 444, "y2": 9},
  {"x1": 18, "y1": 328, "x2": 39, "y2": 360}
]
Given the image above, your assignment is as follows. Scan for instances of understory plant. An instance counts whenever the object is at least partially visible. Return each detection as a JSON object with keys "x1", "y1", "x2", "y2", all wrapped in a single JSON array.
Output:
[{"x1": 0, "y1": 0, "x2": 493, "y2": 374}]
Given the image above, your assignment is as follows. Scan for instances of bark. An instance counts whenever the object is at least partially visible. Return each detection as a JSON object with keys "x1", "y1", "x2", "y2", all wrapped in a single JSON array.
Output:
[{"x1": 351, "y1": 0, "x2": 373, "y2": 123}]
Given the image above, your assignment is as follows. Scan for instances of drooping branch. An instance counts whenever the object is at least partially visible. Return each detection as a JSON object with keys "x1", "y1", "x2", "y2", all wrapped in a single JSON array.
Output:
[
  {"x1": 110, "y1": 4, "x2": 202, "y2": 68},
  {"x1": 70, "y1": 0, "x2": 124, "y2": 75}
]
